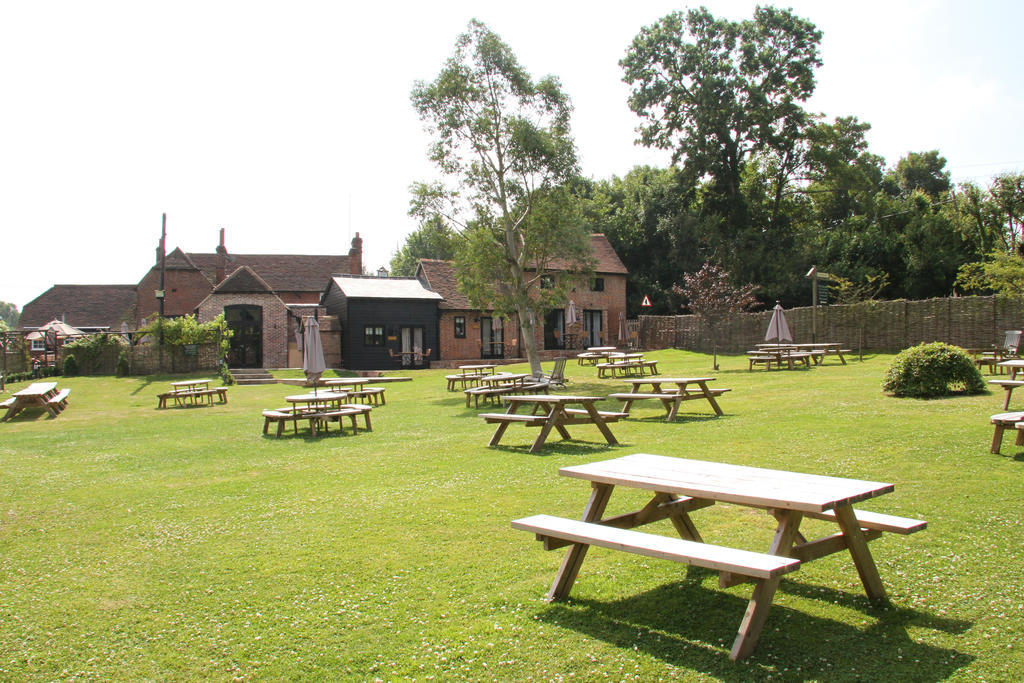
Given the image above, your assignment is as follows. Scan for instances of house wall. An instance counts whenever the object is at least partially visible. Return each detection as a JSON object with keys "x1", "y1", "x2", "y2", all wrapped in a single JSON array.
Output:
[
  {"x1": 433, "y1": 273, "x2": 628, "y2": 360},
  {"x1": 197, "y1": 292, "x2": 291, "y2": 368},
  {"x1": 330, "y1": 299, "x2": 439, "y2": 371},
  {"x1": 136, "y1": 267, "x2": 213, "y2": 325}
]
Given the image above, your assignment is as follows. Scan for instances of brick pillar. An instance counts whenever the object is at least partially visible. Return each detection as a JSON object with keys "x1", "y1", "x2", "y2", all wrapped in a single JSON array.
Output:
[
  {"x1": 349, "y1": 232, "x2": 362, "y2": 275},
  {"x1": 216, "y1": 228, "x2": 227, "y2": 284}
]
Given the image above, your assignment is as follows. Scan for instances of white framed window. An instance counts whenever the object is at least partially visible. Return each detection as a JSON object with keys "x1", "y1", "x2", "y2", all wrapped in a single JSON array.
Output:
[{"x1": 31, "y1": 339, "x2": 45, "y2": 352}]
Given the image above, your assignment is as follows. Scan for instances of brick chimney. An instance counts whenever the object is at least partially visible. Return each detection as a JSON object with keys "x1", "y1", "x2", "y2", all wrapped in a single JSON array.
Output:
[
  {"x1": 216, "y1": 228, "x2": 228, "y2": 284},
  {"x1": 349, "y1": 232, "x2": 363, "y2": 275}
]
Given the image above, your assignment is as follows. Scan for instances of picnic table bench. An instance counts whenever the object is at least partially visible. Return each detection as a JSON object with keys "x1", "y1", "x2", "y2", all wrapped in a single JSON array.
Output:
[
  {"x1": 747, "y1": 350, "x2": 813, "y2": 370},
  {"x1": 2, "y1": 382, "x2": 68, "y2": 420},
  {"x1": 262, "y1": 403, "x2": 372, "y2": 437},
  {"x1": 514, "y1": 453, "x2": 926, "y2": 660},
  {"x1": 607, "y1": 377, "x2": 729, "y2": 420},
  {"x1": 596, "y1": 359, "x2": 658, "y2": 378},
  {"x1": 479, "y1": 394, "x2": 622, "y2": 452}
]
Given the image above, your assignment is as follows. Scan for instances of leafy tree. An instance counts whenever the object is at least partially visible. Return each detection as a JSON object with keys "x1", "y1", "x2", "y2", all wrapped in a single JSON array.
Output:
[
  {"x1": 673, "y1": 262, "x2": 759, "y2": 370},
  {"x1": 411, "y1": 20, "x2": 591, "y2": 375},
  {"x1": 886, "y1": 150, "x2": 951, "y2": 198},
  {"x1": 621, "y1": 6, "x2": 822, "y2": 219},
  {"x1": 955, "y1": 251, "x2": 1024, "y2": 297},
  {"x1": 0, "y1": 301, "x2": 19, "y2": 328},
  {"x1": 389, "y1": 216, "x2": 458, "y2": 276}
]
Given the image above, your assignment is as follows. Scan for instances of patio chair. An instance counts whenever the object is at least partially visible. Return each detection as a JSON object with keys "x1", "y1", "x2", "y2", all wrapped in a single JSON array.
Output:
[
  {"x1": 534, "y1": 357, "x2": 567, "y2": 388},
  {"x1": 976, "y1": 330, "x2": 1022, "y2": 373}
]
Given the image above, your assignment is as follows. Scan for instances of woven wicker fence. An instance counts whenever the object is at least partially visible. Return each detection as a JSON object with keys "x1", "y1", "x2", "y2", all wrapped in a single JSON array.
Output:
[{"x1": 638, "y1": 295, "x2": 1024, "y2": 354}]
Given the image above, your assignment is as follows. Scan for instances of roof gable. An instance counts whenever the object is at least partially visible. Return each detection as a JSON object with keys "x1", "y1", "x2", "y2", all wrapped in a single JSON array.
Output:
[{"x1": 213, "y1": 265, "x2": 274, "y2": 294}]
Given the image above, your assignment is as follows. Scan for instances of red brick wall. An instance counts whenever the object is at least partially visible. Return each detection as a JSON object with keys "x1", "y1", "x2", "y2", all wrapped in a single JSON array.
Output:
[
  {"x1": 136, "y1": 267, "x2": 214, "y2": 325},
  {"x1": 197, "y1": 292, "x2": 290, "y2": 368},
  {"x1": 434, "y1": 274, "x2": 627, "y2": 361}
]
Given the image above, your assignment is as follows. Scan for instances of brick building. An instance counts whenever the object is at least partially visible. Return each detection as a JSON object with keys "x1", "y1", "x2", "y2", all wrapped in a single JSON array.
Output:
[{"x1": 416, "y1": 234, "x2": 628, "y2": 363}]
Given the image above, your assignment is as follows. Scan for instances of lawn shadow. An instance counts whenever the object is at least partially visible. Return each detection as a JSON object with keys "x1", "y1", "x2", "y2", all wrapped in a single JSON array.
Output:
[
  {"x1": 488, "y1": 440, "x2": 626, "y2": 457},
  {"x1": 624, "y1": 413, "x2": 724, "y2": 424},
  {"x1": 534, "y1": 575, "x2": 973, "y2": 681}
]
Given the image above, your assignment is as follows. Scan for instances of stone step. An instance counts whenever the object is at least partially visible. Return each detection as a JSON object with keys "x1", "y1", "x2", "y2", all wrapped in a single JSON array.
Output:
[{"x1": 229, "y1": 368, "x2": 276, "y2": 386}]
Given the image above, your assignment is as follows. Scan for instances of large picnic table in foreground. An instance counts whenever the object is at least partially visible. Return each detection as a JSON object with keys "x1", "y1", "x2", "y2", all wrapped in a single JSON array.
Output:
[
  {"x1": 513, "y1": 453, "x2": 926, "y2": 660},
  {"x1": 479, "y1": 394, "x2": 623, "y2": 453},
  {"x1": 2, "y1": 381, "x2": 69, "y2": 421}
]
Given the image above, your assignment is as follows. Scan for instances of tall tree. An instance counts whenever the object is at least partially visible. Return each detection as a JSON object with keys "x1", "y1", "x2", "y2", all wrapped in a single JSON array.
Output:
[
  {"x1": 389, "y1": 216, "x2": 459, "y2": 277},
  {"x1": 621, "y1": 6, "x2": 821, "y2": 217},
  {"x1": 411, "y1": 20, "x2": 591, "y2": 375}
]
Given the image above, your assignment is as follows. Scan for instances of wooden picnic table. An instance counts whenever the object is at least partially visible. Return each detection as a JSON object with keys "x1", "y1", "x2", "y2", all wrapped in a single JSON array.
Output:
[
  {"x1": 513, "y1": 453, "x2": 926, "y2": 660},
  {"x1": 323, "y1": 378, "x2": 387, "y2": 405},
  {"x1": 479, "y1": 394, "x2": 623, "y2": 453},
  {"x1": 608, "y1": 376, "x2": 728, "y2": 420},
  {"x1": 284, "y1": 391, "x2": 348, "y2": 413},
  {"x1": 158, "y1": 379, "x2": 227, "y2": 407},
  {"x1": 477, "y1": 372, "x2": 530, "y2": 387},
  {"x1": 2, "y1": 381, "x2": 67, "y2": 420},
  {"x1": 459, "y1": 364, "x2": 497, "y2": 375}
]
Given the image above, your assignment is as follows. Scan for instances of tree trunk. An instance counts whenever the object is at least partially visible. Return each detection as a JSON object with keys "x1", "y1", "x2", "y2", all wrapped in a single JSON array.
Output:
[{"x1": 517, "y1": 306, "x2": 543, "y2": 377}]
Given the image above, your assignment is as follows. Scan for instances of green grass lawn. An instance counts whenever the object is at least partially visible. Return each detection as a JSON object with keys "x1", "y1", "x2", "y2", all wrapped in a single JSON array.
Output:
[{"x1": 1, "y1": 351, "x2": 1021, "y2": 681}]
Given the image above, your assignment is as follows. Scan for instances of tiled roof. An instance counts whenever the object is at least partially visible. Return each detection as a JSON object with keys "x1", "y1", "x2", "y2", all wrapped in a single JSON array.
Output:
[
  {"x1": 213, "y1": 266, "x2": 274, "y2": 294},
  {"x1": 417, "y1": 259, "x2": 470, "y2": 310},
  {"x1": 416, "y1": 234, "x2": 627, "y2": 310},
  {"x1": 185, "y1": 252, "x2": 351, "y2": 292},
  {"x1": 329, "y1": 275, "x2": 443, "y2": 300},
  {"x1": 545, "y1": 234, "x2": 627, "y2": 274},
  {"x1": 20, "y1": 285, "x2": 137, "y2": 329}
]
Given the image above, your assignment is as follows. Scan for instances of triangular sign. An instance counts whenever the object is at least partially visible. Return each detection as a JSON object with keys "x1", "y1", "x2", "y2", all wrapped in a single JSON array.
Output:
[{"x1": 641, "y1": 295, "x2": 652, "y2": 307}]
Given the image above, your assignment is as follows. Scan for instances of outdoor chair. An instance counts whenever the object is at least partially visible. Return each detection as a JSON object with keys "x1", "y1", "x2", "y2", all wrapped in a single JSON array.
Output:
[
  {"x1": 534, "y1": 357, "x2": 567, "y2": 388},
  {"x1": 976, "y1": 330, "x2": 1022, "y2": 373}
]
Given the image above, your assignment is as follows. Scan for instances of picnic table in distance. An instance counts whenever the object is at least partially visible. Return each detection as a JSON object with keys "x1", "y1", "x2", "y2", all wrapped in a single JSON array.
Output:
[
  {"x1": 607, "y1": 377, "x2": 729, "y2": 420},
  {"x1": 2, "y1": 381, "x2": 70, "y2": 421},
  {"x1": 513, "y1": 453, "x2": 927, "y2": 660},
  {"x1": 478, "y1": 394, "x2": 624, "y2": 452},
  {"x1": 157, "y1": 379, "x2": 228, "y2": 408}
]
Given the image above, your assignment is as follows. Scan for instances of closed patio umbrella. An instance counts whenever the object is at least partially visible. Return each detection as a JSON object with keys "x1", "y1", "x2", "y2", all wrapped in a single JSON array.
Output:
[
  {"x1": 618, "y1": 311, "x2": 627, "y2": 347},
  {"x1": 765, "y1": 302, "x2": 793, "y2": 347},
  {"x1": 566, "y1": 300, "x2": 578, "y2": 326},
  {"x1": 302, "y1": 316, "x2": 326, "y2": 393}
]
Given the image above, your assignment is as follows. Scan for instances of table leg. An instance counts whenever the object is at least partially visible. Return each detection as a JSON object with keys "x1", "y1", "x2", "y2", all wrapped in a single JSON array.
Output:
[
  {"x1": 698, "y1": 382, "x2": 724, "y2": 416},
  {"x1": 531, "y1": 406, "x2": 566, "y2": 453},
  {"x1": 582, "y1": 402, "x2": 618, "y2": 446},
  {"x1": 833, "y1": 504, "x2": 887, "y2": 601},
  {"x1": 728, "y1": 508, "x2": 803, "y2": 660},
  {"x1": 547, "y1": 482, "x2": 614, "y2": 601},
  {"x1": 489, "y1": 401, "x2": 521, "y2": 447}
]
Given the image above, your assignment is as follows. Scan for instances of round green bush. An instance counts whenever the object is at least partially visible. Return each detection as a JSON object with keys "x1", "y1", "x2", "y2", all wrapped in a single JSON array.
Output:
[
  {"x1": 882, "y1": 342, "x2": 985, "y2": 398},
  {"x1": 62, "y1": 354, "x2": 79, "y2": 377}
]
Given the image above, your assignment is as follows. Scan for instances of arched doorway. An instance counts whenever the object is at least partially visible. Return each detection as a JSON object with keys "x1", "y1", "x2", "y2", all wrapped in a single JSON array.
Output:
[{"x1": 224, "y1": 304, "x2": 262, "y2": 368}]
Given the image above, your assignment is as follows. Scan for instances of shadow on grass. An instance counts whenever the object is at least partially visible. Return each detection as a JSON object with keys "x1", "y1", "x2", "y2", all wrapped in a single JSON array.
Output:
[
  {"x1": 535, "y1": 574, "x2": 973, "y2": 681},
  {"x1": 488, "y1": 440, "x2": 626, "y2": 457},
  {"x1": 624, "y1": 413, "x2": 724, "y2": 424}
]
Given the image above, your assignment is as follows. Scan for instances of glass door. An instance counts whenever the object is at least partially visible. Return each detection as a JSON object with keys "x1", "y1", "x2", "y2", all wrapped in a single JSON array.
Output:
[
  {"x1": 480, "y1": 317, "x2": 504, "y2": 359},
  {"x1": 401, "y1": 326, "x2": 424, "y2": 367},
  {"x1": 584, "y1": 310, "x2": 603, "y2": 348}
]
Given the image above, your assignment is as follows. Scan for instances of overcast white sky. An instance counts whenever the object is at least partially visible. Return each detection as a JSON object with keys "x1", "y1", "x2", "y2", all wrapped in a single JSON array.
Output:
[{"x1": 2, "y1": 0, "x2": 1022, "y2": 311}]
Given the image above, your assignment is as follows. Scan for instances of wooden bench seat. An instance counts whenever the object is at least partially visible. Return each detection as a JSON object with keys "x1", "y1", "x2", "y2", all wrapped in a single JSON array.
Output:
[
  {"x1": 1, "y1": 397, "x2": 16, "y2": 408},
  {"x1": 513, "y1": 514, "x2": 801, "y2": 579},
  {"x1": 46, "y1": 388, "x2": 71, "y2": 411},
  {"x1": 479, "y1": 412, "x2": 551, "y2": 425},
  {"x1": 561, "y1": 408, "x2": 629, "y2": 422},
  {"x1": 315, "y1": 404, "x2": 373, "y2": 433},
  {"x1": 447, "y1": 373, "x2": 483, "y2": 391},
  {"x1": 989, "y1": 411, "x2": 1024, "y2": 453},
  {"x1": 464, "y1": 384, "x2": 517, "y2": 408},
  {"x1": 347, "y1": 387, "x2": 386, "y2": 405},
  {"x1": 802, "y1": 508, "x2": 927, "y2": 534}
]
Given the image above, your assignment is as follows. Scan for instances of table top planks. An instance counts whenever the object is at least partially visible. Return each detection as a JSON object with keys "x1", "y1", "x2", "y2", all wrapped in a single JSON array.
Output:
[{"x1": 558, "y1": 453, "x2": 893, "y2": 513}]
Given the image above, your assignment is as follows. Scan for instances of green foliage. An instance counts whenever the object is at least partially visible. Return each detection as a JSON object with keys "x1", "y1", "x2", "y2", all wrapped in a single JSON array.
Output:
[
  {"x1": 0, "y1": 300, "x2": 19, "y2": 328},
  {"x1": 62, "y1": 333, "x2": 129, "y2": 370},
  {"x1": 138, "y1": 313, "x2": 232, "y2": 366},
  {"x1": 411, "y1": 19, "x2": 589, "y2": 374},
  {"x1": 886, "y1": 150, "x2": 951, "y2": 198},
  {"x1": 62, "y1": 353, "x2": 78, "y2": 376},
  {"x1": 389, "y1": 216, "x2": 458, "y2": 276},
  {"x1": 882, "y1": 342, "x2": 985, "y2": 398},
  {"x1": 116, "y1": 351, "x2": 130, "y2": 377},
  {"x1": 955, "y1": 251, "x2": 1024, "y2": 297},
  {"x1": 219, "y1": 363, "x2": 235, "y2": 386}
]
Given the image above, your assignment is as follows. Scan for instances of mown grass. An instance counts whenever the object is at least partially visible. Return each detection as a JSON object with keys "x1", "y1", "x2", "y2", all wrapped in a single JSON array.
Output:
[{"x1": 1, "y1": 351, "x2": 1021, "y2": 681}]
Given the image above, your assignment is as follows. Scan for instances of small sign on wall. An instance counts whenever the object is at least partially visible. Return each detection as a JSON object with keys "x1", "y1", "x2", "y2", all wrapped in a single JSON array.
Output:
[{"x1": 387, "y1": 336, "x2": 397, "y2": 341}]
